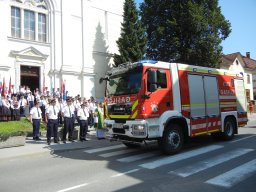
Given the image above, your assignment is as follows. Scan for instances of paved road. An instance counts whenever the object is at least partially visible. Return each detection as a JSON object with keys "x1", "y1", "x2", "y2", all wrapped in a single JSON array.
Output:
[
  {"x1": 0, "y1": 124, "x2": 255, "y2": 192},
  {"x1": 0, "y1": 115, "x2": 255, "y2": 192}
]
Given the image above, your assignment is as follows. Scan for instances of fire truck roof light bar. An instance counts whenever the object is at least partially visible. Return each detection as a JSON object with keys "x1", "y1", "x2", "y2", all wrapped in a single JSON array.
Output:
[{"x1": 138, "y1": 60, "x2": 158, "y2": 64}]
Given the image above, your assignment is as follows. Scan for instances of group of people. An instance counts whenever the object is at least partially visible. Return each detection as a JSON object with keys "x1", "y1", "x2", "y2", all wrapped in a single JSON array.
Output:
[{"x1": 0, "y1": 85, "x2": 107, "y2": 145}]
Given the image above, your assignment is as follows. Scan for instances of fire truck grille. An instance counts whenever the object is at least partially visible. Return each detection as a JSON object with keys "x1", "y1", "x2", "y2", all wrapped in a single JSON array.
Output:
[
  {"x1": 108, "y1": 104, "x2": 132, "y2": 115},
  {"x1": 113, "y1": 128, "x2": 125, "y2": 134}
]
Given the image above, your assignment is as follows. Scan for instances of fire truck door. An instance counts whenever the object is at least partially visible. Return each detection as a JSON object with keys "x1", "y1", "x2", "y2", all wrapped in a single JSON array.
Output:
[
  {"x1": 204, "y1": 76, "x2": 220, "y2": 133},
  {"x1": 188, "y1": 75, "x2": 220, "y2": 136}
]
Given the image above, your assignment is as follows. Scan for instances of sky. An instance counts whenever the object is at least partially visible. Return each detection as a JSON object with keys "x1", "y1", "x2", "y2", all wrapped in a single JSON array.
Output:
[{"x1": 135, "y1": 0, "x2": 256, "y2": 59}]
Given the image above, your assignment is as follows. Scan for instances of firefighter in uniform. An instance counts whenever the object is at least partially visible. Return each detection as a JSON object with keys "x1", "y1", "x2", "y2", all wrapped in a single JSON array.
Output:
[
  {"x1": 62, "y1": 98, "x2": 75, "y2": 143},
  {"x1": 45, "y1": 99, "x2": 59, "y2": 145},
  {"x1": 77, "y1": 101, "x2": 90, "y2": 141}
]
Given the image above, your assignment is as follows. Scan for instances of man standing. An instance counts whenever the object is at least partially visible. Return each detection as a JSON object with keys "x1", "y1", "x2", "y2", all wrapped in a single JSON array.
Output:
[
  {"x1": 29, "y1": 101, "x2": 42, "y2": 140},
  {"x1": 19, "y1": 95, "x2": 27, "y2": 117},
  {"x1": 45, "y1": 99, "x2": 59, "y2": 145},
  {"x1": 27, "y1": 92, "x2": 34, "y2": 112},
  {"x1": 62, "y1": 98, "x2": 74, "y2": 143},
  {"x1": 77, "y1": 102, "x2": 90, "y2": 141}
]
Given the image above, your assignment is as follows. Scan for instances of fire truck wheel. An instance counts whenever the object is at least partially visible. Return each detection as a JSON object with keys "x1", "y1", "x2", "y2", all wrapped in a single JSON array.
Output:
[
  {"x1": 123, "y1": 142, "x2": 141, "y2": 148},
  {"x1": 159, "y1": 124, "x2": 184, "y2": 155},
  {"x1": 222, "y1": 117, "x2": 235, "y2": 140}
]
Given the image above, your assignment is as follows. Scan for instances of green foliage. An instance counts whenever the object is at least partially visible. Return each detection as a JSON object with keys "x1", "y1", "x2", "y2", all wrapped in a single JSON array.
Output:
[
  {"x1": 114, "y1": 0, "x2": 147, "y2": 66},
  {"x1": 0, "y1": 118, "x2": 32, "y2": 141},
  {"x1": 140, "y1": 0, "x2": 231, "y2": 67}
]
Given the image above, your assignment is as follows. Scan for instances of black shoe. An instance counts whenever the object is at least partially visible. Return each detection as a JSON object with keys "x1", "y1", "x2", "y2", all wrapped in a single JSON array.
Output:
[
  {"x1": 33, "y1": 137, "x2": 36, "y2": 140},
  {"x1": 54, "y1": 140, "x2": 59, "y2": 144},
  {"x1": 36, "y1": 137, "x2": 42, "y2": 141},
  {"x1": 47, "y1": 141, "x2": 51, "y2": 145},
  {"x1": 63, "y1": 140, "x2": 66, "y2": 144}
]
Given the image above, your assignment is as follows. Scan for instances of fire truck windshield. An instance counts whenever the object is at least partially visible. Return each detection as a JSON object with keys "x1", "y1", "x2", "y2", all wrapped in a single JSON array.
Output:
[{"x1": 106, "y1": 69, "x2": 142, "y2": 96}]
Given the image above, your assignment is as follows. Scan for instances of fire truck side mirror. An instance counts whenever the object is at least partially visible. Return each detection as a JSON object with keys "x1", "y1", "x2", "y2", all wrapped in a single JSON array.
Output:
[
  {"x1": 147, "y1": 69, "x2": 158, "y2": 92},
  {"x1": 149, "y1": 84, "x2": 157, "y2": 92},
  {"x1": 148, "y1": 70, "x2": 157, "y2": 84}
]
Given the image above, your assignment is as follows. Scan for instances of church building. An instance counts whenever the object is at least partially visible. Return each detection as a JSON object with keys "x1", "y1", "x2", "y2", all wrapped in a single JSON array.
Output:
[{"x1": 0, "y1": 0, "x2": 124, "y2": 100}]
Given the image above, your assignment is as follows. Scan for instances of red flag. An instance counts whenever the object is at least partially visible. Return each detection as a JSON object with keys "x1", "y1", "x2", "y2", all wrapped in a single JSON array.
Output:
[
  {"x1": 61, "y1": 80, "x2": 65, "y2": 95},
  {"x1": 8, "y1": 77, "x2": 11, "y2": 95},
  {"x1": 1, "y1": 77, "x2": 6, "y2": 97}
]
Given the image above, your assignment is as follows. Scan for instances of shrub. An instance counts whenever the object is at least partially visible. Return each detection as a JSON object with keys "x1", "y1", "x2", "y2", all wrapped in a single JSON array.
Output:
[{"x1": 0, "y1": 118, "x2": 33, "y2": 141}]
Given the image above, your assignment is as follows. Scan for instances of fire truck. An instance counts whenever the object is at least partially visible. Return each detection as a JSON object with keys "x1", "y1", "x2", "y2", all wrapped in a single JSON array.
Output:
[{"x1": 101, "y1": 60, "x2": 248, "y2": 155}]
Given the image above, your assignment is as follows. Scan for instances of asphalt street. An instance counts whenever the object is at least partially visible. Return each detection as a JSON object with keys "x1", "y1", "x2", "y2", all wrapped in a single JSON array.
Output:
[{"x1": 0, "y1": 115, "x2": 255, "y2": 192}]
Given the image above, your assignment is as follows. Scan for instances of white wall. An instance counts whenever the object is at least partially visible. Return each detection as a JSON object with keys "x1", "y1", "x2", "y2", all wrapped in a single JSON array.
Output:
[{"x1": 0, "y1": 0, "x2": 124, "y2": 99}]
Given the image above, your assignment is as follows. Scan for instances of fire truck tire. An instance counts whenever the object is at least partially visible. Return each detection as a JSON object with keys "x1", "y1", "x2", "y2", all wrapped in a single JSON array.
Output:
[
  {"x1": 221, "y1": 117, "x2": 235, "y2": 140},
  {"x1": 123, "y1": 142, "x2": 141, "y2": 148},
  {"x1": 159, "y1": 124, "x2": 184, "y2": 155}
]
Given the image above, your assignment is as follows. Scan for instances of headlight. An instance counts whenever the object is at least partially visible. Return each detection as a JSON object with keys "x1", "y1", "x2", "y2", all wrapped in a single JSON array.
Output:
[
  {"x1": 132, "y1": 124, "x2": 146, "y2": 136},
  {"x1": 132, "y1": 124, "x2": 145, "y2": 131}
]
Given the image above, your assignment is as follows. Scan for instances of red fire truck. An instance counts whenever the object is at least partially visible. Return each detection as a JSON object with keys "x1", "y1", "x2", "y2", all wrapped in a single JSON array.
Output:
[{"x1": 101, "y1": 60, "x2": 248, "y2": 155}]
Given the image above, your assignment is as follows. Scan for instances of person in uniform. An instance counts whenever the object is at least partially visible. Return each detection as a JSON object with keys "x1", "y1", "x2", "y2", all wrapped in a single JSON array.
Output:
[
  {"x1": 19, "y1": 95, "x2": 27, "y2": 117},
  {"x1": 11, "y1": 96, "x2": 20, "y2": 121},
  {"x1": 29, "y1": 101, "x2": 42, "y2": 140},
  {"x1": 77, "y1": 101, "x2": 90, "y2": 141},
  {"x1": 61, "y1": 98, "x2": 75, "y2": 143},
  {"x1": 45, "y1": 99, "x2": 59, "y2": 145}
]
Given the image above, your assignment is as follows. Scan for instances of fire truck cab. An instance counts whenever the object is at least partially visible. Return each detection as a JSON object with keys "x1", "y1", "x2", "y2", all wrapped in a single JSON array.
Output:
[{"x1": 102, "y1": 60, "x2": 248, "y2": 155}]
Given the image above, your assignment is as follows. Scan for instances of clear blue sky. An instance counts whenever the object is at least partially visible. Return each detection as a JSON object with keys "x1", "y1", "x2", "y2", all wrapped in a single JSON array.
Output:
[{"x1": 135, "y1": 0, "x2": 256, "y2": 59}]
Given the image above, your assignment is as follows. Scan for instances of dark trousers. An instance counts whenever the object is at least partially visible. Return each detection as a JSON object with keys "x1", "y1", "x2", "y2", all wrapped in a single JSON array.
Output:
[
  {"x1": 29, "y1": 101, "x2": 34, "y2": 112},
  {"x1": 79, "y1": 120, "x2": 88, "y2": 140},
  {"x1": 58, "y1": 112, "x2": 63, "y2": 124},
  {"x1": 40, "y1": 106, "x2": 46, "y2": 122},
  {"x1": 88, "y1": 113, "x2": 94, "y2": 126},
  {"x1": 32, "y1": 119, "x2": 41, "y2": 139},
  {"x1": 47, "y1": 119, "x2": 58, "y2": 142},
  {"x1": 63, "y1": 117, "x2": 74, "y2": 141}
]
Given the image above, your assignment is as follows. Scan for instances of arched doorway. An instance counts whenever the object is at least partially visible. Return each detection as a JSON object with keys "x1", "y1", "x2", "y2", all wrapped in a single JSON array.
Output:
[{"x1": 20, "y1": 65, "x2": 40, "y2": 93}]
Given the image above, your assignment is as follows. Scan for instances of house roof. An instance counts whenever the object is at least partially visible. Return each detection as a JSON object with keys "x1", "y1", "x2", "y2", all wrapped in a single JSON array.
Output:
[{"x1": 221, "y1": 52, "x2": 256, "y2": 70}]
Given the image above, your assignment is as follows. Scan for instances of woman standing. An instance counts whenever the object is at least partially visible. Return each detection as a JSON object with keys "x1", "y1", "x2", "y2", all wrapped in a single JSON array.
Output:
[
  {"x1": 11, "y1": 96, "x2": 20, "y2": 120},
  {"x1": 2, "y1": 96, "x2": 11, "y2": 121},
  {"x1": 94, "y1": 102, "x2": 105, "y2": 139}
]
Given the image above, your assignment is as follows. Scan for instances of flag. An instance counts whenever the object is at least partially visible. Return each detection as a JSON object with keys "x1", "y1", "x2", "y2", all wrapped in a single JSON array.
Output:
[
  {"x1": 8, "y1": 76, "x2": 11, "y2": 95},
  {"x1": 61, "y1": 80, "x2": 65, "y2": 100},
  {"x1": 1, "y1": 77, "x2": 6, "y2": 97},
  {"x1": 0, "y1": 81, "x2": 2, "y2": 94}
]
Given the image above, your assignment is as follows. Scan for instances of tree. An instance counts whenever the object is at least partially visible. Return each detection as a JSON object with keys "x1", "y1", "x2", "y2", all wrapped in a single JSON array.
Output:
[
  {"x1": 113, "y1": 0, "x2": 147, "y2": 66},
  {"x1": 140, "y1": 0, "x2": 231, "y2": 67}
]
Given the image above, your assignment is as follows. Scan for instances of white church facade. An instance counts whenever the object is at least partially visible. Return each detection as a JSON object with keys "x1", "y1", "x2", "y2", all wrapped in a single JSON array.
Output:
[{"x1": 0, "y1": 0, "x2": 124, "y2": 100}]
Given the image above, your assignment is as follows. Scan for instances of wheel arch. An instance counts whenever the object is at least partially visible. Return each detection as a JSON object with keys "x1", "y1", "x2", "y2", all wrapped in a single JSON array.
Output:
[
  {"x1": 224, "y1": 115, "x2": 238, "y2": 134},
  {"x1": 164, "y1": 117, "x2": 189, "y2": 143}
]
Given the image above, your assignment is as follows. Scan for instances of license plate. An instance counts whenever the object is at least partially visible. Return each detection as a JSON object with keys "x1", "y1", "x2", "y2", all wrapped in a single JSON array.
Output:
[{"x1": 114, "y1": 123, "x2": 123, "y2": 128}]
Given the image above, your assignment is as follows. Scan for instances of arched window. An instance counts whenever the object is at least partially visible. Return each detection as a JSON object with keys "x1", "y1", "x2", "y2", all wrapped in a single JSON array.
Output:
[{"x1": 10, "y1": 0, "x2": 48, "y2": 42}]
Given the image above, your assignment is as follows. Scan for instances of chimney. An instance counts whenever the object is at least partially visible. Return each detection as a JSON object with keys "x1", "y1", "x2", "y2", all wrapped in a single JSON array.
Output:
[{"x1": 246, "y1": 52, "x2": 250, "y2": 58}]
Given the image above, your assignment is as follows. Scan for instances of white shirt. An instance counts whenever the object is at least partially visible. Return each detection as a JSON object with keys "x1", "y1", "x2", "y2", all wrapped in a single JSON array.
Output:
[
  {"x1": 30, "y1": 107, "x2": 42, "y2": 119},
  {"x1": 27, "y1": 95, "x2": 34, "y2": 102},
  {"x1": 46, "y1": 105, "x2": 59, "y2": 120},
  {"x1": 62, "y1": 105, "x2": 74, "y2": 118},
  {"x1": 77, "y1": 107, "x2": 90, "y2": 120},
  {"x1": 19, "y1": 98, "x2": 27, "y2": 107}
]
